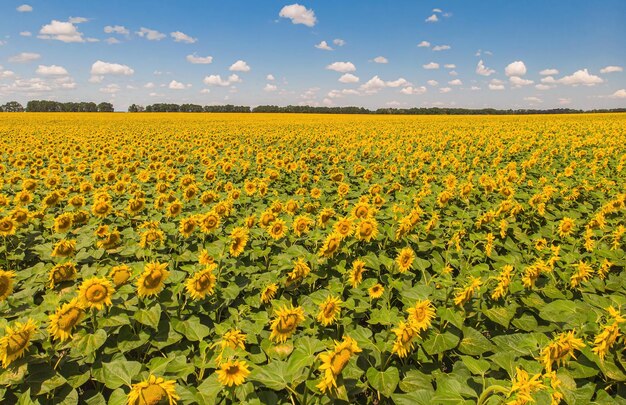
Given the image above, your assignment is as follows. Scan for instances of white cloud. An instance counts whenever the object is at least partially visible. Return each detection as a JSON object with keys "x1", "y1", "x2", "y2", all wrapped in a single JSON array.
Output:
[
  {"x1": 88, "y1": 75, "x2": 103, "y2": 83},
  {"x1": 19, "y1": 31, "x2": 32, "y2": 37},
  {"x1": 539, "y1": 68, "x2": 559, "y2": 76},
  {"x1": 264, "y1": 83, "x2": 277, "y2": 92},
  {"x1": 535, "y1": 84, "x2": 553, "y2": 90},
  {"x1": 433, "y1": 8, "x2": 442, "y2": 13},
  {"x1": 17, "y1": 4, "x2": 32, "y2": 12},
  {"x1": 105, "y1": 38, "x2": 121, "y2": 44},
  {"x1": 558, "y1": 98, "x2": 571, "y2": 105},
  {"x1": 417, "y1": 41, "x2": 430, "y2": 48},
  {"x1": 333, "y1": 39, "x2": 345, "y2": 46},
  {"x1": 229, "y1": 60, "x2": 251, "y2": 72},
  {"x1": 489, "y1": 79, "x2": 505, "y2": 90},
  {"x1": 279, "y1": 4, "x2": 317, "y2": 27},
  {"x1": 104, "y1": 25, "x2": 129, "y2": 35},
  {"x1": 425, "y1": 14, "x2": 439, "y2": 23},
  {"x1": 328, "y1": 89, "x2": 360, "y2": 98},
  {"x1": 203, "y1": 74, "x2": 240, "y2": 86},
  {"x1": 372, "y1": 56, "x2": 388, "y2": 64},
  {"x1": 266, "y1": 74, "x2": 275, "y2": 81},
  {"x1": 9, "y1": 52, "x2": 41, "y2": 63},
  {"x1": 510, "y1": 76, "x2": 534, "y2": 87},
  {"x1": 609, "y1": 89, "x2": 626, "y2": 99},
  {"x1": 444, "y1": 64, "x2": 456, "y2": 69},
  {"x1": 470, "y1": 86, "x2": 481, "y2": 91},
  {"x1": 38, "y1": 20, "x2": 85, "y2": 43},
  {"x1": 541, "y1": 76, "x2": 557, "y2": 84},
  {"x1": 136, "y1": 27, "x2": 166, "y2": 41},
  {"x1": 169, "y1": 80, "x2": 186, "y2": 90},
  {"x1": 326, "y1": 61, "x2": 356, "y2": 73},
  {"x1": 432, "y1": 45, "x2": 451, "y2": 51},
  {"x1": 359, "y1": 75, "x2": 387, "y2": 93},
  {"x1": 171, "y1": 31, "x2": 197, "y2": 43},
  {"x1": 600, "y1": 66, "x2": 623, "y2": 74},
  {"x1": 200, "y1": 89, "x2": 211, "y2": 94},
  {"x1": 99, "y1": 84, "x2": 120, "y2": 94},
  {"x1": 439, "y1": 87, "x2": 452, "y2": 93},
  {"x1": 36, "y1": 65, "x2": 68, "y2": 76},
  {"x1": 315, "y1": 40, "x2": 333, "y2": 51},
  {"x1": 400, "y1": 86, "x2": 427, "y2": 95},
  {"x1": 68, "y1": 17, "x2": 89, "y2": 24},
  {"x1": 0, "y1": 67, "x2": 15, "y2": 78},
  {"x1": 186, "y1": 54, "x2": 213, "y2": 64},
  {"x1": 423, "y1": 62, "x2": 439, "y2": 70},
  {"x1": 386, "y1": 78, "x2": 410, "y2": 87},
  {"x1": 524, "y1": 96, "x2": 542, "y2": 103},
  {"x1": 427, "y1": 80, "x2": 438, "y2": 86},
  {"x1": 558, "y1": 69, "x2": 603, "y2": 86},
  {"x1": 339, "y1": 73, "x2": 359, "y2": 83},
  {"x1": 144, "y1": 82, "x2": 155, "y2": 89},
  {"x1": 91, "y1": 60, "x2": 134, "y2": 75},
  {"x1": 448, "y1": 79, "x2": 462, "y2": 86},
  {"x1": 449, "y1": 71, "x2": 458, "y2": 76},
  {"x1": 505, "y1": 61, "x2": 527, "y2": 77},
  {"x1": 476, "y1": 59, "x2": 496, "y2": 76}
]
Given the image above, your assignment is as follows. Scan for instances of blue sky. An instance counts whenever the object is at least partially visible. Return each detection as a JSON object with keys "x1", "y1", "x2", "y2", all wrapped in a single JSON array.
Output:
[{"x1": 1, "y1": 0, "x2": 625, "y2": 110}]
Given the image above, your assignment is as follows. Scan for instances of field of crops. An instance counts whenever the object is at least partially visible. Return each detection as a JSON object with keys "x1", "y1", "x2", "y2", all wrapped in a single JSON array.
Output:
[{"x1": 0, "y1": 112, "x2": 625, "y2": 404}]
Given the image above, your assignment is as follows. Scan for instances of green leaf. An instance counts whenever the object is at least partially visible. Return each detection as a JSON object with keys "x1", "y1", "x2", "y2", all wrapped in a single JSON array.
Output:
[
  {"x1": 539, "y1": 300, "x2": 588, "y2": 326},
  {"x1": 366, "y1": 367, "x2": 399, "y2": 398},
  {"x1": 172, "y1": 317, "x2": 210, "y2": 342},
  {"x1": 392, "y1": 390, "x2": 434, "y2": 405},
  {"x1": 196, "y1": 374, "x2": 222, "y2": 405},
  {"x1": 460, "y1": 356, "x2": 490, "y2": 375},
  {"x1": 423, "y1": 331, "x2": 460, "y2": 355},
  {"x1": 70, "y1": 329, "x2": 107, "y2": 358},
  {"x1": 101, "y1": 360, "x2": 142, "y2": 389},
  {"x1": 458, "y1": 327, "x2": 495, "y2": 356},
  {"x1": 134, "y1": 303, "x2": 161, "y2": 330},
  {"x1": 250, "y1": 361, "x2": 290, "y2": 391}
]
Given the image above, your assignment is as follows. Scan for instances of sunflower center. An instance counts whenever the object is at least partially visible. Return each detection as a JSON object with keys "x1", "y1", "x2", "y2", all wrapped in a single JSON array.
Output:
[
  {"x1": 139, "y1": 384, "x2": 168, "y2": 405},
  {"x1": 277, "y1": 314, "x2": 298, "y2": 333},
  {"x1": 355, "y1": 207, "x2": 368, "y2": 218},
  {"x1": 0, "y1": 221, "x2": 12, "y2": 231},
  {"x1": 144, "y1": 270, "x2": 163, "y2": 288},
  {"x1": 0, "y1": 276, "x2": 10, "y2": 295},
  {"x1": 226, "y1": 365, "x2": 241, "y2": 375},
  {"x1": 86, "y1": 284, "x2": 107, "y2": 302},
  {"x1": 58, "y1": 307, "x2": 82, "y2": 330},
  {"x1": 360, "y1": 224, "x2": 373, "y2": 237},
  {"x1": 7, "y1": 331, "x2": 30, "y2": 355},
  {"x1": 323, "y1": 303, "x2": 336, "y2": 318},
  {"x1": 194, "y1": 273, "x2": 213, "y2": 291},
  {"x1": 330, "y1": 349, "x2": 352, "y2": 375}
]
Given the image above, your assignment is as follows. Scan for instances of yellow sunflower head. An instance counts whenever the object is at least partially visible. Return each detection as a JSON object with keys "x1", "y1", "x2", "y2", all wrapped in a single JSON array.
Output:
[
  {"x1": 0, "y1": 216, "x2": 17, "y2": 237},
  {"x1": 369, "y1": 283, "x2": 384, "y2": 299},
  {"x1": 0, "y1": 269, "x2": 17, "y2": 302},
  {"x1": 229, "y1": 227, "x2": 249, "y2": 257},
  {"x1": 137, "y1": 262, "x2": 170, "y2": 297},
  {"x1": 185, "y1": 265, "x2": 217, "y2": 300},
  {"x1": 395, "y1": 247, "x2": 415, "y2": 273},
  {"x1": 261, "y1": 283, "x2": 278, "y2": 303},
  {"x1": 49, "y1": 262, "x2": 78, "y2": 288},
  {"x1": 216, "y1": 359, "x2": 251, "y2": 387},
  {"x1": 78, "y1": 277, "x2": 114, "y2": 310},
  {"x1": 48, "y1": 298, "x2": 84, "y2": 342},
  {"x1": 0, "y1": 318, "x2": 37, "y2": 368},
  {"x1": 127, "y1": 374, "x2": 179, "y2": 405},
  {"x1": 109, "y1": 264, "x2": 132, "y2": 286},
  {"x1": 316, "y1": 295, "x2": 343, "y2": 327},
  {"x1": 51, "y1": 239, "x2": 77, "y2": 258},
  {"x1": 269, "y1": 304, "x2": 305, "y2": 343}
]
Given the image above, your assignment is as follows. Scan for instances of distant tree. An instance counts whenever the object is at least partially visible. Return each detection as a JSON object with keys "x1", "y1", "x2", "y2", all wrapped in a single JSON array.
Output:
[
  {"x1": 97, "y1": 102, "x2": 114, "y2": 112},
  {"x1": 128, "y1": 104, "x2": 145, "y2": 112},
  {"x1": 1, "y1": 101, "x2": 24, "y2": 112}
]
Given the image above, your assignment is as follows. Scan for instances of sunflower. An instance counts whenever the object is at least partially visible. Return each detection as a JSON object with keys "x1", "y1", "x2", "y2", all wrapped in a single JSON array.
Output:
[
  {"x1": 558, "y1": 217, "x2": 575, "y2": 238},
  {"x1": 91, "y1": 200, "x2": 112, "y2": 218},
  {"x1": 316, "y1": 336, "x2": 362, "y2": 393},
  {"x1": 286, "y1": 258, "x2": 311, "y2": 286},
  {"x1": 541, "y1": 330, "x2": 586, "y2": 373},
  {"x1": 78, "y1": 277, "x2": 114, "y2": 310},
  {"x1": 292, "y1": 215, "x2": 313, "y2": 237},
  {"x1": 127, "y1": 374, "x2": 179, "y2": 405},
  {"x1": 178, "y1": 216, "x2": 197, "y2": 238},
  {"x1": 53, "y1": 213, "x2": 73, "y2": 233},
  {"x1": 369, "y1": 283, "x2": 384, "y2": 299},
  {"x1": 48, "y1": 298, "x2": 84, "y2": 342},
  {"x1": 261, "y1": 283, "x2": 278, "y2": 303},
  {"x1": 0, "y1": 318, "x2": 37, "y2": 368},
  {"x1": 49, "y1": 262, "x2": 78, "y2": 288},
  {"x1": 355, "y1": 218, "x2": 378, "y2": 242},
  {"x1": 0, "y1": 269, "x2": 16, "y2": 302},
  {"x1": 269, "y1": 304, "x2": 305, "y2": 343},
  {"x1": 219, "y1": 329, "x2": 247, "y2": 351},
  {"x1": 216, "y1": 359, "x2": 251, "y2": 387},
  {"x1": 406, "y1": 300, "x2": 436, "y2": 332},
  {"x1": 391, "y1": 321, "x2": 420, "y2": 358},
  {"x1": 317, "y1": 208, "x2": 335, "y2": 228},
  {"x1": 199, "y1": 211, "x2": 220, "y2": 233},
  {"x1": 348, "y1": 259, "x2": 366, "y2": 288},
  {"x1": 137, "y1": 262, "x2": 170, "y2": 297},
  {"x1": 109, "y1": 264, "x2": 132, "y2": 286},
  {"x1": 229, "y1": 227, "x2": 249, "y2": 257},
  {"x1": 0, "y1": 216, "x2": 17, "y2": 237},
  {"x1": 351, "y1": 202, "x2": 371, "y2": 219},
  {"x1": 185, "y1": 265, "x2": 217, "y2": 300},
  {"x1": 139, "y1": 228, "x2": 165, "y2": 249},
  {"x1": 166, "y1": 200, "x2": 183, "y2": 217},
  {"x1": 317, "y1": 295, "x2": 343, "y2": 326},
  {"x1": 395, "y1": 247, "x2": 415, "y2": 273},
  {"x1": 198, "y1": 249, "x2": 214, "y2": 266},
  {"x1": 95, "y1": 225, "x2": 110, "y2": 238},
  {"x1": 333, "y1": 217, "x2": 353, "y2": 239},
  {"x1": 11, "y1": 208, "x2": 29, "y2": 225},
  {"x1": 507, "y1": 367, "x2": 546, "y2": 404},
  {"x1": 267, "y1": 218, "x2": 287, "y2": 240},
  {"x1": 318, "y1": 233, "x2": 342, "y2": 258},
  {"x1": 97, "y1": 229, "x2": 122, "y2": 250},
  {"x1": 454, "y1": 276, "x2": 482, "y2": 306},
  {"x1": 51, "y1": 239, "x2": 76, "y2": 258}
]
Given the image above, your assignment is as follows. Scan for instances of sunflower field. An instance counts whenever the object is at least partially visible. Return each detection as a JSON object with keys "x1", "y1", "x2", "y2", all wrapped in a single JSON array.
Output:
[{"x1": 0, "y1": 112, "x2": 625, "y2": 404}]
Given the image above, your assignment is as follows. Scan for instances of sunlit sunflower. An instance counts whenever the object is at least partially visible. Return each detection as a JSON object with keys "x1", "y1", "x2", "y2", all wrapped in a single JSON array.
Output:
[
  {"x1": 333, "y1": 217, "x2": 353, "y2": 239},
  {"x1": 316, "y1": 336, "x2": 362, "y2": 393},
  {"x1": 292, "y1": 215, "x2": 313, "y2": 237},
  {"x1": 369, "y1": 283, "x2": 384, "y2": 299},
  {"x1": 10, "y1": 208, "x2": 29, "y2": 225},
  {"x1": 355, "y1": 218, "x2": 379, "y2": 242},
  {"x1": 406, "y1": 299, "x2": 436, "y2": 332},
  {"x1": 166, "y1": 200, "x2": 183, "y2": 217},
  {"x1": 53, "y1": 212, "x2": 73, "y2": 233},
  {"x1": 0, "y1": 269, "x2": 16, "y2": 302},
  {"x1": 218, "y1": 329, "x2": 247, "y2": 351},
  {"x1": 0, "y1": 216, "x2": 17, "y2": 237},
  {"x1": 51, "y1": 239, "x2": 76, "y2": 258},
  {"x1": 558, "y1": 217, "x2": 575, "y2": 238},
  {"x1": 507, "y1": 367, "x2": 545, "y2": 405},
  {"x1": 178, "y1": 216, "x2": 197, "y2": 238},
  {"x1": 317, "y1": 208, "x2": 335, "y2": 228},
  {"x1": 269, "y1": 304, "x2": 305, "y2": 343},
  {"x1": 348, "y1": 259, "x2": 366, "y2": 288},
  {"x1": 392, "y1": 321, "x2": 420, "y2": 358},
  {"x1": 199, "y1": 211, "x2": 220, "y2": 233},
  {"x1": 97, "y1": 229, "x2": 121, "y2": 250},
  {"x1": 318, "y1": 233, "x2": 342, "y2": 258},
  {"x1": 267, "y1": 218, "x2": 287, "y2": 240},
  {"x1": 317, "y1": 295, "x2": 343, "y2": 326},
  {"x1": 48, "y1": 262, "x2": 78, "y2": 288},
  {"x1": 109, "y1": 264, "x2": 132, "y2": 286},
  {"x1": 351, "y1": 202, "x2": 371, "y2": 219},
  {"x1": 541, "y1": 330, "x2": 585, "y2": 373},
  {"x1": 229, "y1": 227, "x2": 249, "y2": 257},
  {"x1": 185, "y1": 265, "x2": 217, "y2": 300},
  {"x1": 78, "y1": 277, "x2": 114, "y2": 310},
  {"x1": 261, "y1": 283, "x2": 278, "y2": 303},
  {"x1": 48, "y1": 298, "x2": 84, "y2": 342},
  {"x1": 127, "y1": 374, "x2": 179, "y2": 405},
  {"x1": 0, "y1": 318, "x2": 37, "y2": 368},
  {"x1": 91, "y1": 200, "x2": 112, "y2": 218},
  {"x1": 137, "y1": 262, "x2": 170, "y2": 297},
  {"x1": 216, "y1": 359, "x2": 251, "y2": 387},
  {"x1": 395, "y1": 247, "x2": 415, "y2": 273},
  {"x1": 139, "y1": 228, "x2": 165, "y2": 249}
]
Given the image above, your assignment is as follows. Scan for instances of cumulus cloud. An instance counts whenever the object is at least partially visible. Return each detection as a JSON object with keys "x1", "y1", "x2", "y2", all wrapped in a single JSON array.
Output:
[
  {"x1": 264, "y1": 83, "x2": 277, "y2": 92},
  {"x1": 136, "y1": 27, "x2": 166, "y2": 41},
  {"x1": 144, "y1": 82, "x2": 155, "y2": 89},
  {"x1": 36, "y1": 65, "x2": 68, "y2": 76},
  {"x1": 279, "y1": 4, "x2": 317, "y2": 27},
  {"x1": 524, "y1": 96, "x2": 542, "y2": 103},
  {"x1": 427, "y1": 80, "x2": 438, "y2": 86},
  {"x1": 171, "y1": 31, "x2": 197, "y2": 43},
  {"x1": 425, "y1": 14, "x2": 439, "y2": 23},
  {"x1": 315, "y1": 41, "x2": 333, "y2": 51},
  {"x1": 38, "y1": 20, "x2": 86, "y2": 43},
  {"x1": 99, "y1": 84, "x2": 120, "y2": 94},
  {"x1": 20, "y1": 31, "x2": 32, "y2": 37},
  {"x1": 489, "y1": 79, "x2": 505, "y2": 90},
  {"x1": 169, "y1": 80, "x2": 187, "y2": 89},
  {"x1": 104, "y1": 25, "x2": 129, "y2": 35},
  {"x1": 417, "y1": 41, "x2": 430, "y2": 48},
  {"x1": 186, "y1": 54, "x2": 213, "y2": 64},
  {"x1": 539, "y1": 68, "x2": 559, "y2": 76},
  {"x1": 372, "y1": 56, "x2": 388, "y2": 64},
  {"x1": 444, "y1": 64, "x2": 456, "y2": 69},
  {"x1": 359, "y1": 75, "x2": 387, "y2": 93},
  {"x1": 600, "y1": 66, "x2": 623, "y2": 74},
  {"x1": 400, "y1": 86, "x2": 427, "y2": 95},
  {"x1": 338, "y1": 73, "x2": 359, "y2": 83},
  {"x1": 535, "y1": 84, "x2": 553, "y2": 90},
  {"x1": 266, "y1": 74, "x2": 275, "y2": 81},
  {"x1": 432, "y1": 44, "x2": 451, "y2": 51},
  {"x1": 326, "y1": 61, "x2": 356, "y2": 73},
  {"x1": 439, "y1": 87, "x2": 452, "y2": 93},
  {"x1": 510, "y1": 76, "x2": 534, "y2": 87},
  {"x1": 91, "y1": 60, "x2": 134, "y2": 75},
  {"x1": 423, "y1": 62, "x2": 439, "y2": 70},
  {"x1": 0, "y1": 67, "x2": 15, "y2": 78},
  {"x1": 558, "y1": 69, "x2": 603, "y2": 86},
  {"x1": 9, "y1": 52, "x2": 41, "y2": 63},
  {"x1": 386, "y1": 78, "x2": 410, "y2": 88},
  {"x1": 17, "y1": 4, "x2": 32, "y2": 12},
  {"x1": 105, "y1": 38, "x2": 121, "y2": 44},
  {"x1": 505, "y1": 61, "x2": 527, "y2": 77},
  {"x1": 448, "y1": 79, "x2": 462, "y2": 86},
  {"x1": 610, "y1": 89, "x2": 626, "y2": 98},
  {"x1": 229, "y1": 60, "x2": 250, "y2": 72},
  {"x1": 203, "y1": 74, "x2": 240, "y2": 86},
  {"x1": 333, "y1": 39, "x2": 345, "y2": 46}
]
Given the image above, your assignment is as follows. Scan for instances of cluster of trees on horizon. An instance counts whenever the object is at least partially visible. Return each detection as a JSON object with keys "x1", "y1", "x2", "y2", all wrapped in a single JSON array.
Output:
[{"x1": 2, "y1": 100, "x2": 626, "y2": 115}]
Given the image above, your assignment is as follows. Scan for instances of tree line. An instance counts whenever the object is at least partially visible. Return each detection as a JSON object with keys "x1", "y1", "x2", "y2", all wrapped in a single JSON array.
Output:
[{"x1": 2, "y1": 100, "x2": 625, "y2": 115}]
